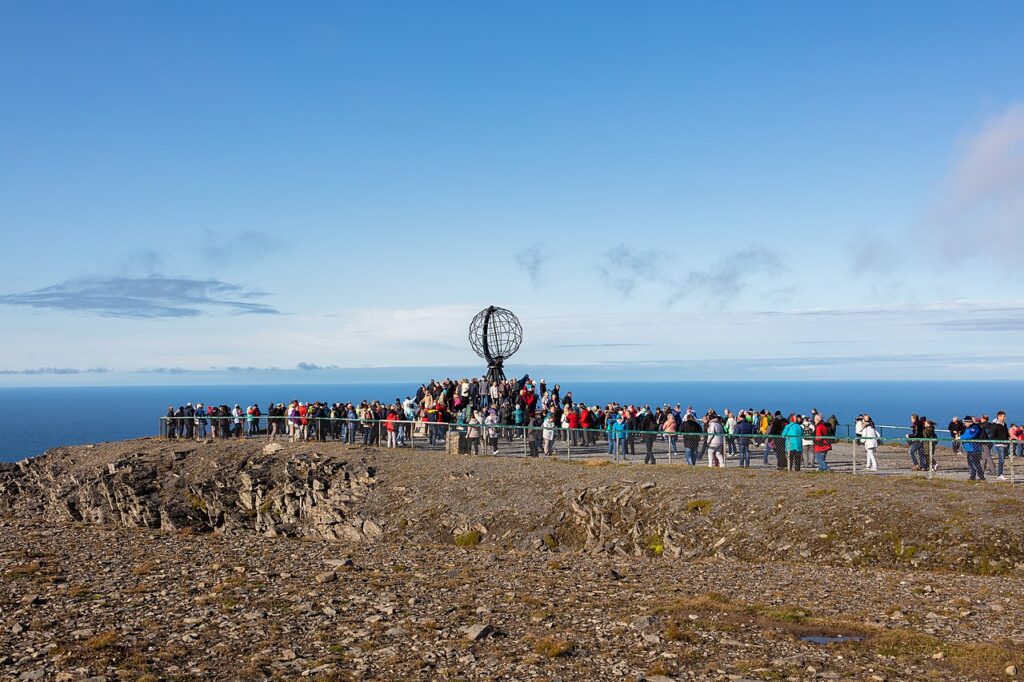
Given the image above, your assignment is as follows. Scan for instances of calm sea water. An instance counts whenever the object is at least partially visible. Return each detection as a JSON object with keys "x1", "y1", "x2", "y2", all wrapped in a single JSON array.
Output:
[{"x1": 2, "y1": 381, "x2": 1022, "y2": 461}]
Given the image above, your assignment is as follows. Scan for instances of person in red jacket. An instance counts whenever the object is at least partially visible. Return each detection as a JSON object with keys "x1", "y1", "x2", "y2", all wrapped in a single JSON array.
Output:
[
  {"x1": 566, "y1": 408, "x2": 580, "y2": 446},
  {"x1": 579, "y1": 405, "x2": 593, "y2": 444},
  {"x1": 385, "y1": 409, "x2": 400, "y2": 448},
  {"x1": 813, "y1": 414, "x2": 832, "y2": 471}
]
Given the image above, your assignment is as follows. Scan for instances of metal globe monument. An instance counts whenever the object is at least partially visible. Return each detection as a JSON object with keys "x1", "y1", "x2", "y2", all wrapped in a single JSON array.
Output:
[{"x1": 469, "y1": 306, "x2": 522, "y2": 385}]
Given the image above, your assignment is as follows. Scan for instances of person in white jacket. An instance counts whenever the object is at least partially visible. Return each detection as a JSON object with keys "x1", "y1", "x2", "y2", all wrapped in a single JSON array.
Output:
[
  {"x1": 542, "y1": 413, "x2": 556, "y2": 456},
  {"x1": 706, "y1": 415, "x2": 725, "y2": 467},
  {"x1": 860, "y1": 415, "x2": 880, "y2": 470}
]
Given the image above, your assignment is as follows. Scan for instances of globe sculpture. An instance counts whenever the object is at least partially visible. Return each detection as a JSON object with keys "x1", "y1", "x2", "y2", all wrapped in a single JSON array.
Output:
[{"x1": 469, "y1": 306, "x2": 522, "y2": 385}]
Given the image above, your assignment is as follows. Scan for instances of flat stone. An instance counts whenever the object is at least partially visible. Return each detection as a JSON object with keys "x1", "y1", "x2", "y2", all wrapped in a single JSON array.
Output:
[
  {"x1": 461, "y1": 623, "x2": 493, "y2": 641},
  {"x1": 315, "y1": 571, "x2": 338, "y2": 584}
]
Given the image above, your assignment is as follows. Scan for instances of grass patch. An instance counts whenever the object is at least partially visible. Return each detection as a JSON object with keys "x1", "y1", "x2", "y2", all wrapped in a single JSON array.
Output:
[
  {"x1": 758, "y1": 605, "x2": 811, "y2": 623},
  {"x1": 67, "y1": 584, "x2": 99, "y2": 600},
  {"x1": 684, "y1": 499, "x2": 713, "y2": 513},
  {"x1": 864, "y1": 629, "x2": 1023, "y2": 677},
  {"x1": 132, "y1": 561, "x2": 158, "y2": 576},
  {"x1": 662, "y1": 592, "x2": 740, "y2": 614},
  {"x1": 6, "y1": 561, "x2": 41, "y2": 578},
  {"x1": 663, "y1": 623, "x2": 697, "y2": 643},
  {"x1": 806, "y1": 488, "x2": 836, "y2": 498},
  {"x1": 84, "y1": 630, "x2": 118, "y2": 650},
  {"x1": 454, "y1": 530, "x2": 482, "y2": 547},
  {"x1": 542, "y1": 534, "x2": 559, "y2": 550},
  {"x1": 532, "y1": 637, "x2": 574, "y2": 658}
]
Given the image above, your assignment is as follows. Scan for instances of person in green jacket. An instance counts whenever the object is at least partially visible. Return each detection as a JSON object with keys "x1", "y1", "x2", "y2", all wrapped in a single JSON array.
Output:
[{"x1": 781, "y1": 414, "x2": 805, "y2": 471}]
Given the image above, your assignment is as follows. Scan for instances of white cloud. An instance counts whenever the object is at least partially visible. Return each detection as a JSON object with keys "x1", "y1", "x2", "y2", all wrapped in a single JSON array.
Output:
[{"x1": 927, "y1": 103, "x2": 1024, "y2": 256}]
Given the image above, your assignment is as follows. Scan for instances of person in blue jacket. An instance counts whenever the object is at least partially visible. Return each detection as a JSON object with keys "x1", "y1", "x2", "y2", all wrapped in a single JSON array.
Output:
[
  {"x1": 611, "y1": 412, "x2": 628, "y2": 460},
  {"x1": 781, "y1": 415, "x2": 805, "y2": 471},
  {"x1": 733, "y1": 413, "x2": 755, "y2": 467},
  {"x1": 960, "y1": 415, "x2": 985, "y2": 481}
]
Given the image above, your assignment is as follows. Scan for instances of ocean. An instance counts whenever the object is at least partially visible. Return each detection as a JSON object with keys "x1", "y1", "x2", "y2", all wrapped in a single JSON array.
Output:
[{"x1": 2, "y1": 380, "x2": 1023, "y2": 461}]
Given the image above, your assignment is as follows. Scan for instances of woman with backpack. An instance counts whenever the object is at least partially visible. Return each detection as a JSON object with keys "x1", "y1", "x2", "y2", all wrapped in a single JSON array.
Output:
[{"x1": 860, "y1": 416, "x2": 880, "y2": 471}]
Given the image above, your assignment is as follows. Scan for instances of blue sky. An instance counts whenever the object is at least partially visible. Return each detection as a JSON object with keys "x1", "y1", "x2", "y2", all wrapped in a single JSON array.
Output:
[{"x1": 2, "y1": 1, "x2": 1024, "y2": 384}]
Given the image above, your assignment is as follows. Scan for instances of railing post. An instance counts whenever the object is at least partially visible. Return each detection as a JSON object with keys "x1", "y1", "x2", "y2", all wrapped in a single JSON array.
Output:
[{"x1": 851, "y1": 437, "x2": 856, "y2": 475}]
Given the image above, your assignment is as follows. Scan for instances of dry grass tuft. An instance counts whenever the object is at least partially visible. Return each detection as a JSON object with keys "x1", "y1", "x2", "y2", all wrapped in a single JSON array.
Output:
[
  {"x1": 533, "y1": 636, "x2": 574, "y2": 658},
  {"x1": 132, "y1": 561, "x2": 158, "y2": 576},
  {"x1": 84, "y1": 630, "x2": 118, "y2": 650}
]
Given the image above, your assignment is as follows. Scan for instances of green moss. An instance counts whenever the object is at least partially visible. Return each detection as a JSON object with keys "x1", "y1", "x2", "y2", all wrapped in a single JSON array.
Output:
[
  {"x1": 806, "y1": 488, "x2": 836, "y2": 498},
  {"x1": 684, "y1": 499, "x2": 713, "y2": 513},
  {"x1": 185, "y1": 491, "x2": 207, "y2": 511},
  {"x1": 646, "y1": 534, "x2": 665, "y2": 556},
  {"x1": 454, "y1": 530, "x2": 482, "y2": 548}
]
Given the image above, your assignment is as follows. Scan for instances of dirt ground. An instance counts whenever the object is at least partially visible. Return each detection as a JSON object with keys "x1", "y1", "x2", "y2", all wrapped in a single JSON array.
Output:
[{"x1": 2, "y1": 438, "x2": 1024, "y2": 681}]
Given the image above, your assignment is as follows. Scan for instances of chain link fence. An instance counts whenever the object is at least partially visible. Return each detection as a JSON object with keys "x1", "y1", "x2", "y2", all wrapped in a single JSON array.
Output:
[{"x1": 157, "y1": 415, "x2": 1018, "y2": 483}]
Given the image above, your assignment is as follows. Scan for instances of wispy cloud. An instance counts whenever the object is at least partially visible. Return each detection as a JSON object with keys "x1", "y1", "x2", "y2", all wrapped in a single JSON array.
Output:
[
  {"x1": 595, "y1": 245, "x2": 660, "y2": 297},
  {"x1": 116, "y1": 248, "x2": 166, "y2": 275},
  {"x1": 0, "y1": 274, "x2": 279, "y2": 318},
  {"x1": 925, "y1": 102, "x2": 1024, "y2": 258},
  {"x1": 514, "y1": 245, "x2": 546, "y2": 288},
  {"x1": 0, "y1": 367, "x2": 109, "y2": 375},
  {"x1": 677, "y1": 247, "x2": 782, "y2": 304},
  {"x1": 202, "y1": 229, "x2": 287, "y2": 264}
]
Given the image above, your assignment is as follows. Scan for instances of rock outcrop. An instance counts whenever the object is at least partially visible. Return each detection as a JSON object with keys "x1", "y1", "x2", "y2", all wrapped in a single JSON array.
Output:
[{"x1": 0, "y1": 443, "x2": 381, "y2": 541}]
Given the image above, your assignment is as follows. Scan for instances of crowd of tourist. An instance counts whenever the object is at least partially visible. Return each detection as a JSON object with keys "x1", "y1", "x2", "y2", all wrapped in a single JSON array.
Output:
[{"x1": 161, "y1": 375, "x2": 1024, "y2": 478}]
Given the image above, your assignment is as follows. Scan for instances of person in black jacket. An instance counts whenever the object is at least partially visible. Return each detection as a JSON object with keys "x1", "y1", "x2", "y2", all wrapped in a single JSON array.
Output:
[
  {"x1": 908, "y1": 414, "x2": 925, "y2": 470},
  {"x1": 769, "y1": 412, "x2": 788, "y2": 470},
  {"x1": 947, "y1": 416, "x2": 964, "y2": 454},
  {"x1": 680, "y1": 414, "x2": 703, "y2": 465},
  {"x1": 978, "y1": 415, "x2": 994, "y2": 475},
  {"x1": 527, "y1": 411, "x2": 543, "y2": 457},
  {"x1": 165, "y1": 407, "x2": 176, "y2": 439},
  {"x1": 989, "y1": 411, "x2": 1011, "y2": 480},
  {"x1": 638, "y1": 407, "x2": 658, "y2": 464},
  {"x1": 183, "y1": 403, "x2": 195, "y2": 440},
  {"x1": 922, "y1": 418, "x2": 937, "y2": 471}
]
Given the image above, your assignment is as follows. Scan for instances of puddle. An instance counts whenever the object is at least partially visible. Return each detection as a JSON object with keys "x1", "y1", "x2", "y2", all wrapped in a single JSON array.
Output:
[{"x1": 801, "y1": 635, "x2": 865, "y2": 645}]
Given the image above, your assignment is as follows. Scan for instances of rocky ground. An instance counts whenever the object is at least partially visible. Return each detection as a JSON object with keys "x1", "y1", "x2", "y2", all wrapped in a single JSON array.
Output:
[{"x1": 2, "y1": 438, "x2": 1024, "y2": 681}]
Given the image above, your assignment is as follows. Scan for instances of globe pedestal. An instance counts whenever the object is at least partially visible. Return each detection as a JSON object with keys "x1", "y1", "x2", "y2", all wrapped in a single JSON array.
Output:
[{"x1": 485, "y1": 362, "x2": 506, "y2": 386}]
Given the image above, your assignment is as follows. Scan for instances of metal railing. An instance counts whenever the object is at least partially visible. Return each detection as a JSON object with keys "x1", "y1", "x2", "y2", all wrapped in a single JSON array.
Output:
[{"x1": 157, "y1": 416, "x2": 1019, "y2": 483}]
